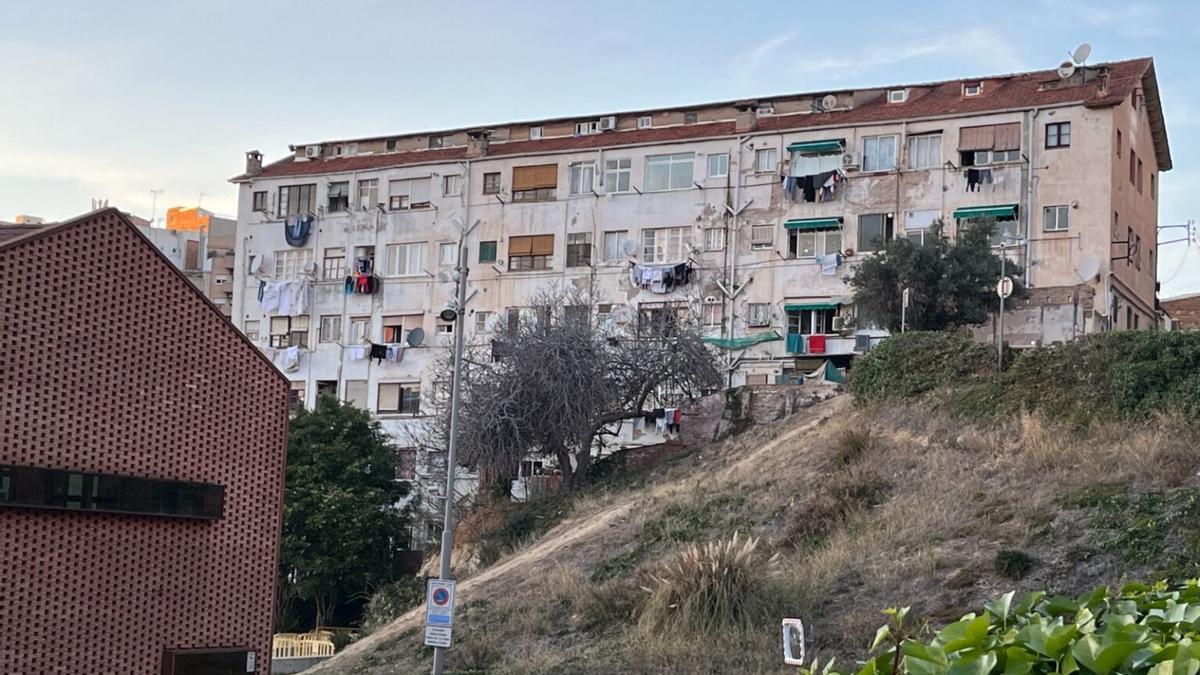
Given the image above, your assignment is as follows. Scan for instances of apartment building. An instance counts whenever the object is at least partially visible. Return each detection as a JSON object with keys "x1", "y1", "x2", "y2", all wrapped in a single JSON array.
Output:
[
  {"x1": 231, "y1": 57, "x2": 1169, "y2": 538},
  {"x1": 138, "y1": 207, "x2": 238, "y2": 318}
]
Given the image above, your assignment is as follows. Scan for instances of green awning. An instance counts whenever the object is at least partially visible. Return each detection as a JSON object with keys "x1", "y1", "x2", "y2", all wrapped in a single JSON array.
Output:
[
  {"x1": 702, "y1": 331, "x2": 782, "y2": 350},
  {"x1": 953, "y1": 204, "x2": 1018, "y2": 220},
  {"x1": 784, "y1": 303, "x2": 839, "y2": 311},
  {"x1": 787, "y1": 139, "x2": 844, "y2": 154},
  {"x1": 784, "y1": 217, "x2": 842, "y2": 231}
]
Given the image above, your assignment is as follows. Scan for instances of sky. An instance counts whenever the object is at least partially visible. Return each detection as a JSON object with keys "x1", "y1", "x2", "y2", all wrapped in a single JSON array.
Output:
[{"x1": 3, "y1": 0, "x2": 1200, "y2": 295}]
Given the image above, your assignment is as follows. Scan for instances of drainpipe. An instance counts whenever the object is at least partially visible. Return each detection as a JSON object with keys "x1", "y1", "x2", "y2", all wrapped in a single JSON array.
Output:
[
  {"x1": 726, "y1": 135, "x2": 752, "y2": 388},
  {"x1": 1024, "y1": 108, "x2": 1040, "y2": 286}
]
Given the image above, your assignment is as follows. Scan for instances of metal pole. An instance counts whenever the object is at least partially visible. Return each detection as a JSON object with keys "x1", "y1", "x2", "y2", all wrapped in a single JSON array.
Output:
[
  {"x1": 998, "y1": 242, "x2": 1006, "y2": 369},
  {"x1": 901, "y1": 288, "x2": 907, "y2": 333},
  {"x1": 431, "y1": 241, "x2": 470, "y2": 675}
]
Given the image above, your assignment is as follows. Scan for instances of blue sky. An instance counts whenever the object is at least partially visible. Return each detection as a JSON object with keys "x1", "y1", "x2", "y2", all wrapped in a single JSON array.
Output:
[{"x1": 3, "y1": 0, "x2": 1199, "y2": 294}]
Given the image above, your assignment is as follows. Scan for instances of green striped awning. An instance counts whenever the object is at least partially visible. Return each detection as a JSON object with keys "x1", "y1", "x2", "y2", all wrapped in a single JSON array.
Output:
[
  {"x1": 952, "y1": 204, "x2": 1018, "y2": 220},
  {"x1": 784, "y1": 217, "x2": 842, "y2": 231},
  {"x1": 784, "y1": 303, "x2": 840, "y2": 312},
  {"x1": 702, "y1": 331, "x2": 782, "y2": 350},
  {"x1": 786, "y1": 139, "x2": 844, "y2": 154}
]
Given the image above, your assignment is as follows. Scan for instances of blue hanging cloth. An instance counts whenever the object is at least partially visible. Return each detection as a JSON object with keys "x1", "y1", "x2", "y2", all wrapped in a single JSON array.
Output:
[{"x1": 284, "y1": 215, "x2": 313, "y2": 247}]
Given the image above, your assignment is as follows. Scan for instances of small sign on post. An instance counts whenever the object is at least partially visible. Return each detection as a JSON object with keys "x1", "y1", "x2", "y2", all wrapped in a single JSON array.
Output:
[
  {"x1": 996, "y1": 276, "x2": 1014, "y2": 299},
  {"x1": 424, "y1": 578, "x2": 457, "y2": 648}
]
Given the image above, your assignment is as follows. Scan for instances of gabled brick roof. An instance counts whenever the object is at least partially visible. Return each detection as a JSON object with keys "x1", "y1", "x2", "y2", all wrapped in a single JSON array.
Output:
[{"x1": 235, "y1": 57, "x2": 1168, "y2": 182}]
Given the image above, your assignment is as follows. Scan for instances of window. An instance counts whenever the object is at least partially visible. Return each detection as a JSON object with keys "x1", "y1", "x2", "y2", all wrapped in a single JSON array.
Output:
[
  {"x1": 352, "y1": 245, "x2": 375, "y2": 274},
  {"x1": 963, "y1": 82, "x2": 982, "y2": 96},
  {"x1": 388, "y1": 177, "x2": 432, "y2": 210},
  {"x1": 888, "y1": 89, "x2": 908, "y2": 103},
  {"x1": 322, "y1": 247, "x2": 345, "y2": 280},
  {"x1": 754, "y1": 148, "x2": 778, "y2": 173},
  {"x1": 788, "y1": 229, "x2": 841, "y2": 258},
  {"x1": 357, "y1": 178, "x2": 379, "y2": 210},
  {"x1": 482, "y1": 172, "x2": 501, "y2": 195},
  {"x1": 385, "y1": 243, "x2": 424, "y2": 276},
  {"x1": 603, "y1": 230, "x2": 627, "y2": 261},
  {"x1": 395, "y1": 448, "x2": 417, "y2": 481},
  {"x1": 428, "y1": 135, "x2": 445, "y2": 149},
  {"x1": 566, "y1": 232, "x2": 592, "y2": 267},
  {"x1": 474, "y1": 311, "x2": 493, "y2": 333},
  {"x1": 603, "y1": 158, "x2": 631, "y2": 193},
  {"x1": 707, "y1": 153, "x2": 729, "y2": 178},
  {"x1": 638, "y1": 301, "x2": 688, "y2": 337},
  {"x1": 861, "y1": 135, "x2": 897, "y2": 172},
  {"x1": 645, "y1": 153, "x2": 695, "y2": 191},
  {"x1": 327, "y1": 181, "x2": 349, "y2": 212},
  {"x1": 437, "y1": 321, "x2": 453, "y2": 335},
  {"x1": 316, "y1": 380, "x2": 337, "y2": 400},
  {"x1": 703, "y1": 300, "x2": 723, "y2": 326},
  {"x1": 790, "y1": 148, "x2": 844, "y2": 176},
  {"x1": 478, "y1": 240, "x2": 497, "y2": 263},
  {"x1": 386, "y1": 138, "x2": 397, "y2": 151},
  {"x1": 439, "y1": 242, "x2": 458, "y2": 266},
  {"x1": 683, "y1": 111, "x2": 698, "y2": 124},
  {"x1": 288, "y1": 382, "x2": 304, "y2": 413},
  {"x1": 1137, "y1": 158, "x2": 1144, "y2": 194},
  {"x1": 641, "y1": 227, "x2": 690, "y2": 263},
  {"x1": 1045, "y1": 122, "x2": 1071, "y2": 149},
  {"x1": 905, "y1": 210, "x2": 940, "y2": 246},
  {"x1": 787, "y1": 307, "x2": 837, "y2": 335},
  {"x1": 252, "y1": 191, "x2": 267, "y2": 212},
  {"x1": 243, "y1": 320, "x2": 260, "y2": 342},
  {"x1": 512, "y1": 164, "x2": 557, "y2": 202},
  {"x1": 529, "y1": 126, "x2": 543, "y2": 140},
  {"x1": 1130, "y1": 150, "x2": 1136, "y2": 185},
  {"x1": 348, "y1": 316, "x2": 371, "y2": 343},
  {"x1": 750, "y1": 224, "x2": 774, "y2": 251},
  {"x1": 269, "y1": 316, "x2": 309, "y2": 348},
  {"x1": 569, "y1": 162, "x2": 595, "y2": 195},
  {"x1": 442, "y1": 174, "x2": 462, "y2": 197},
  {"x1": 958, "y1": 123, "x2": 1021, "y2": 166},
  {"x1": 857, "y1": 213, "x2": 894, "y2": 252},
  {"x1": 508, "y1": 234, "x2": 554, "y2": 271},
  {"x1": 704, "y1": 227, "x2": 726, "y2": 251},
  {"x1": 1043, "y1": 205, "x2": 1069, "y2": 232},
  {"x1": 184, "y1": 240, "x2": 200, "y2": 271},
  {"x1": 1151, "y1": 173, "x2": 1157, "y2": 200},
  {"x1": 746, "y1": 303, "x2": 770, "y2": 327},
  {"x1": 278, "y1": 184, "x2": 316, "y2": 218},
  {"x1": 638, "y1": 115, "x2": 653, "y2": 129},
  {"x1": 1134, "y1": 234, "x2": 1142, "y2": 270},
  {"x1": 383, "y1": 314, "x2": 422, "y2": 343},
  {"x1": 274, "y1": 249, "x2": 313, "y2": 279},
  {"x1": 969, "y1": 149, "x2": 1020, "y2": 165},
  {"x1": 378, "y1": 383, "x2": 421, "y2": 415},
  {"x1": 0, "y1": 465, "x2": 224, "y2": 520},
  {"x1": 1117, "y1": 130, "x2": 1122, "y2": 157},
  {"x1": 907, "y1": 134, "x2": 942, "y2": 170},
  {"x1": 319, "y1": 315, "x2": 341, "y2": 343}
]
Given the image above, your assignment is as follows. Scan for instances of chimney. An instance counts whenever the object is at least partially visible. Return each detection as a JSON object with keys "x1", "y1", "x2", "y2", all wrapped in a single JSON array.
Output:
[
  {"x1": 245, "y1": 150, "x2": 263, "y2": 176},
  {"x1": 466, "y1": 130, "x2": 491, "y2": 158},
  {"x1": 734, "y1": 101, "x2": 758, "y2": 133}
]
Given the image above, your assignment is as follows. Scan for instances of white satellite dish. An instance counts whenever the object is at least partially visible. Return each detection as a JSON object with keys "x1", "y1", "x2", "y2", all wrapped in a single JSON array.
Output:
[
  {"x1": 622, "y1": 239, "x2": 639, "y2": 256},
  {"x1": 820, "y1": 94, "x2": 838, "y2": 110},
  {"x1": 1057, "y1": 61, "x2": 1076, "y2": 79},
  {"x1": 1072, "y1": 43, "x2": 1092, "y2": 65},
  {"x1": 436, "y1": 271, "x2": 451, "y2": 283},
  {"x1": 1077, "y1": 255, "x2": 1101, "y2": 282},
  {"x1": 406, "y1": 327, "x2": 426, "y2": 347}
]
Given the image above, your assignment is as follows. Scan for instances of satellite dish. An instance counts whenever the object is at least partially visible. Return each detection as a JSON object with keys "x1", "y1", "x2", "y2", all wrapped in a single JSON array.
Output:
[
  {"x1": 406, "y1": 327, "x2": 426, "y2": 347},
  {"x1": 1077, "y1": 255, "x2": 1101, "y2": 282},
  {"x1": 1057, "y1": 61, "x2": 1076, "y2": 79},
  {"x1": 622, "y1": 239, "x2": 638, "y2": 256},
  {"x1": 1072, "y1": 43, "x2": 1092, "y2": 65},
  {"x1": 820, "y1": 94, "x2": 838, "y2": 110}
]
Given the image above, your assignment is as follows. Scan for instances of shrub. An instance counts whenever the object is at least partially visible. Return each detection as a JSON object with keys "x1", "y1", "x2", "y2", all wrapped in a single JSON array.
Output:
[
  {"x1": 832, "y1": 428, "x2": 874, "y2": 466},
  {"x1": 361, "y1": 577, "x2": 425, "y2": 634},
  {"x1": 851, "y1": 332, "x2": 993, "y2": 404},
  {"x1": 993, "y1": 549, "x2": 1035, "y2": 579},
  {"x1": 785, "y1": 466, "x2": 890, "y2": 546},
  {"x1": 636, "y1": 532, "x2": 777, "y2": 636}
]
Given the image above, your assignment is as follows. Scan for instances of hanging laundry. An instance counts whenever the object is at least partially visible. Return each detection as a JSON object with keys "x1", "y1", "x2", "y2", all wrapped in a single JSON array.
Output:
[
  {"x1": 816, "y1": 253, "x2": 840, "y2": 276},
  {"x1": 347, "y1": 345, "x2": 367, "y2": 361},
  {"x1": 260, "y1": 280, "x2": 283, "y2": 313},
  {"x1": 369, "y1": 343, "x2": 389, "y2": 365},
  {"x1": 356, "y1": 257, "x2": 373, "y2": 275},
  {"x1": 275, "y1": 346, "x2": 300, "y2": 372},
  {"x1": 978, "y1": 168, "x2": 994, "y2": 187},
  {"x1": 663, "y1": 407, "x2": 677, "y2": 433},
  {"x1": 283, "y1": 215, "x2": 314, "y2": 247},
  {"x1": 257, "y1": 280, "x2": 266, "y2": 303},
  {"x1": 966, "y1": 168, "x2": 981, "y2": 192},
  {"x1": 386, "y1": 345, "x2": 405, "y2": 363},
  {"x1": 672, "y1": 408, "x2": 683, "y2": 433},
  {"x1": 344, "y1": 276, "x2": 354, "y2": 295},
  {"x1": 276, "y1": 278, "x2": 310, "y2": 317}
]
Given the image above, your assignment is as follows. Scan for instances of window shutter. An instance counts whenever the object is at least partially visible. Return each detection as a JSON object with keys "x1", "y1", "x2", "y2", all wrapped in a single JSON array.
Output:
[
  {"x1": 531, "y1": 235, "x2": 555, "y2": 256},
  {"x1": 513, "y1": 164, "x2": 558, "y2": 190},
  {"x1": 409, "y1": 178, "x2": 431, "y2": 204},
  {"x1": 993, "y1": 123, "x2": 1021, "y2": 151},
  {"x1": 509, "y1": 236, "x2": 533, "y2": 256},
  {"x1": 958, "y1": 125, "x2": 996, "y2": 151},
  {"x1": 378, "y1": 384, "x2": 400, "y2": 411}
]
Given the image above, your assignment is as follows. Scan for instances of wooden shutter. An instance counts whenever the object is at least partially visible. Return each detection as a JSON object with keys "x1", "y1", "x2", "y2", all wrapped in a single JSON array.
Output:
[
  {"x1": 993, "y1": 123, "x2": 1021, "y2": 151},
  {"x1": 958, "y1": 125, "x2": 996, "y2": 151},
  {"x1": 378, "y1": 384, "x2": 400, "y2": 411},
  {"x1": 509, "y1": 236, "x2": 533, "y2": 256},
  {"x1": 512, "y1": 164, "x2": 558, "y2": 190},
  {"x1": 530, "y1": 234, "x2": 555, "y2": 256}
]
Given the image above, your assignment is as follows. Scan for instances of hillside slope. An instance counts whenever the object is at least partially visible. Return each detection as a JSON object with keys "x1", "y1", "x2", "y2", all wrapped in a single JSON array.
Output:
[{"x1": 313, "y1": 382, "x2": 1200, "y2": 674}]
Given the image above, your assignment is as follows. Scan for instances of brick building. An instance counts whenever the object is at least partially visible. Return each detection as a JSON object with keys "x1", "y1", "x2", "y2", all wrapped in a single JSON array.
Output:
[
  {"x1": 1162, "y1": 293, "x2": 1200, "y2": 329},
  {"x1": 0, "y1": 209, "x2": 289, "y2": 674}
]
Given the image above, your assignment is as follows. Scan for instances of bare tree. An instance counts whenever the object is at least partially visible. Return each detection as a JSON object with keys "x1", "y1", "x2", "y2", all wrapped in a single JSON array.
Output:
[{"x1": 415, "y1": 286, "x2": 721, "y2": 491}]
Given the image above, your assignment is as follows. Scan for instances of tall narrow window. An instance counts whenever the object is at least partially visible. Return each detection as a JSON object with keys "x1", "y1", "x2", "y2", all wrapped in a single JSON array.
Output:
[
  {"x1": 707, "y1": 153, "x2": 729, "y2": 178},
  {"x1": 277, "y1": 184, "x2": 316, "y2": 218},
  {"x1": 482, "y1": 172, "x2": 501, "y2": 195},
  {"x1": 603, "y1": 158, "x2": 632, "y2": 193},
  {"x1": 322, "y1": 247, "x2": 345, "y2": 280},
  {"x1": 327, "y1": 182, "x2": 349, "y2": 212},
  {"x1": 603, "y1": 231, "x2": 627, "y2": 261},
  {"x1": 566, "y1": 232, "x2": 592, "y2": 267},
  {"x1": 1045, "y1": 122, "x2": 1071, "y2": 149},
  {"x1": 754, "y1": 148, "x2": 778, "y2": 173},
  {"x1": 319, "y1": 315, "x2": 342, "y2": 343},
  {"x1": 357, "y1": 178, "x2": 379, "y2": 210},
  {"x1": 568, "y1": 162, "x2": 596, "y2": 195},
  {"x1": 857, "y1": 214, "x2": 894, "y2": 251},
  {"x1": 906, "y1": 134, "x2": 942, "y2": 170}
]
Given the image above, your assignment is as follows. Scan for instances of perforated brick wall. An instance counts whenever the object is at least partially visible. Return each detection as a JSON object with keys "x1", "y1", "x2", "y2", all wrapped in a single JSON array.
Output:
[{"x1": 0, "y1": 210, "x2": 289, "y2": 674}]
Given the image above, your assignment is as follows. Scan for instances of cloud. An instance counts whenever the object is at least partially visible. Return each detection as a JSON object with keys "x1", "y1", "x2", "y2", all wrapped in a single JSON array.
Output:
[
  {"x1": 1035, "y1": 0, "x2": 1163, "y2": 39},
  {"x1": 785, "y1": 29, "x2": 1026, "y2": 81},
  {"x1": 735, "y1": 31, "x2": 797, "y2": 85}
]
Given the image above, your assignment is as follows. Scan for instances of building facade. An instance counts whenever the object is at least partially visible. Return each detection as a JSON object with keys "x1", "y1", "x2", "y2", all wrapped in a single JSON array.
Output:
[
  {"x1": 0, "y1": 209, "x2": 288, "y2": 674},
  {"x1": 137, "y1": 207, "x2": 238, "y2": 319},
  {"x1": 230, "y1": 58, "x2": 1169, "y2": 539}
]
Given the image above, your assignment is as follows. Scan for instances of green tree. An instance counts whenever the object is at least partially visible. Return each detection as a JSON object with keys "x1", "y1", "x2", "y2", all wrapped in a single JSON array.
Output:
[
  {"x1": 279, "y1": 395, "x2": 411, "y2": 629},
  {"x1": 850, "y1": 219, "x2": 1021, "y2": 331}
]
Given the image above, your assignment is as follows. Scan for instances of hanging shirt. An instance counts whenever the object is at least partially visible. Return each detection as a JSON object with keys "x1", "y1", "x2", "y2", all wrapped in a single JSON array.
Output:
[{"x1": 261, "y1": 281, "x2": 283, "y2": 313}]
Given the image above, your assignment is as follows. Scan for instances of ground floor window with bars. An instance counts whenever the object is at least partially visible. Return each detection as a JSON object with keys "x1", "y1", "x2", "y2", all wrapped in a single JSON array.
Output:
[
  {"x1": 377, "y1": 382, "x2": 421, "y2": 415},
  {"x1": 270, "y1": 316, "x2": 309, "y2": 348}
]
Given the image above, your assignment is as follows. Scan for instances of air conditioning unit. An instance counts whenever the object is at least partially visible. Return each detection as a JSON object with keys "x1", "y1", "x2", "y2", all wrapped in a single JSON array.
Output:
[
  {"x1": 832, "y1": 316, "x2": 845, "y2": 331},
  {"x1": 841, "y1": 153, "x2": 858, "y2": 169},
  {"x1": 598, "y1": 116, "x2": 617, "y2": 131},
  {"x1": 755, "y1": 105, "x2": 775, "y2": 117},
  {"x1": 304, "y1": 145, "x2": 322, "y2": 159}
]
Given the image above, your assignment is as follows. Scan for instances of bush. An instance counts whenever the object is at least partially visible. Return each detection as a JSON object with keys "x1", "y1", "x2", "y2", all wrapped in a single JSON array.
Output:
[
  {"x1": 993, "y1": 549, "x2": 1035, "y2": 579},
  {"x1": 636, "y1": 532, "x2": 777, "y2": 636},
  {"x1": 361, "y1": 577, "x2": 425, "y2": 633},
  {"x1": 851, "y1": 332, "x2": 994, "y2": 404},
  {"x1": 807, "y1": 581, "x2": 1200, "y2": 675},
  {"x1": 785, "y1": 465, "x2": 890, "y2": 546}
]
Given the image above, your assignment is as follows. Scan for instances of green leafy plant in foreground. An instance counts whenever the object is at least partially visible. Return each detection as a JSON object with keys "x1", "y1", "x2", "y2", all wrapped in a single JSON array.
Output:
[{"x1": 803, "y1": 581, "x2": 1200, "y2": 675}]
